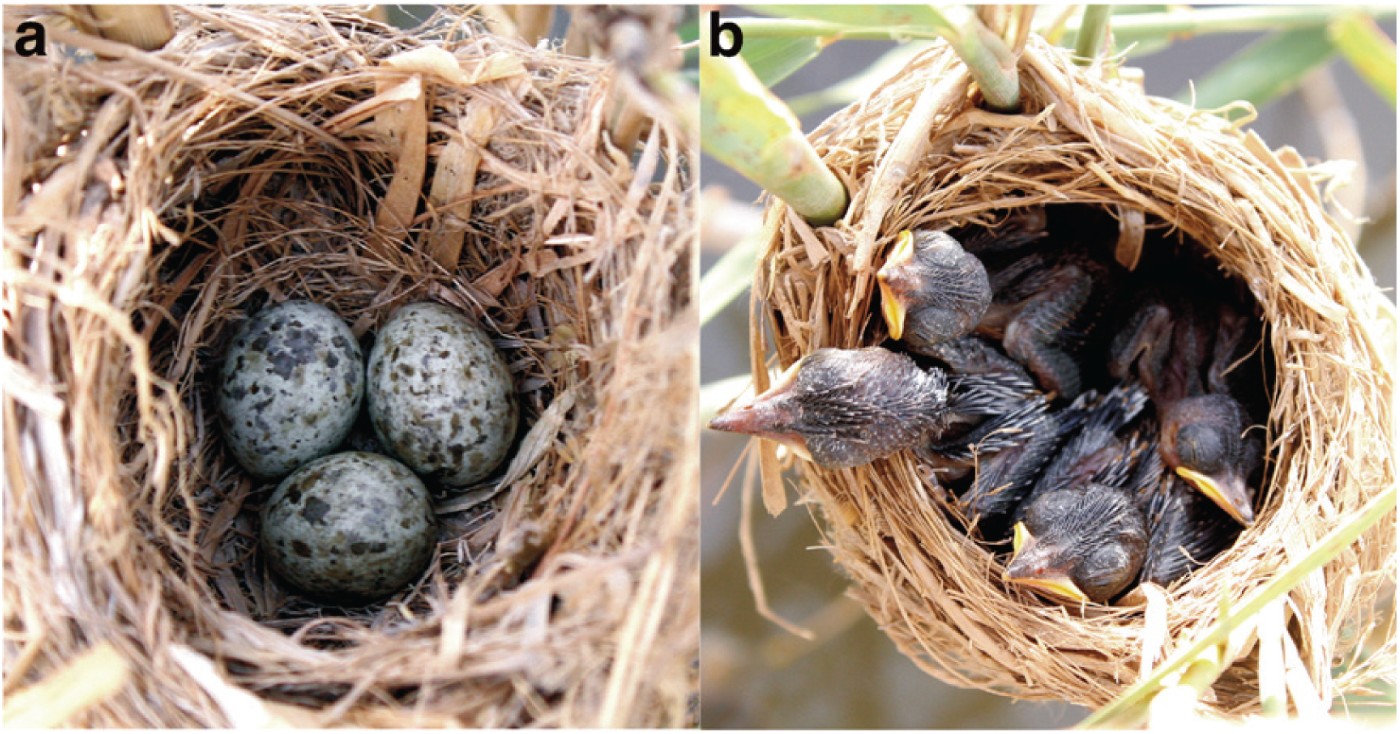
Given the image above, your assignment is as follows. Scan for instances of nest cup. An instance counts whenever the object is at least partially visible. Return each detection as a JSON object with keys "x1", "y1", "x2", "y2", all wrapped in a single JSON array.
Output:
[
  {"x1": 4, "y1": 6, "x2": 696, "y2": 727},
  {"x1": 749, "y1": 37, "x2": 1394, "y2": 711}
]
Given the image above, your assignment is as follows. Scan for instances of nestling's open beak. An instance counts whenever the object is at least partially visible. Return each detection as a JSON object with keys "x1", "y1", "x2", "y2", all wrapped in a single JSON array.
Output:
[
  {"x1": 1175, "y1": 466, "x2": 1254, "y2": 526},
  {"x1": 876, "y1": 230, "x2": 916, "y2": 341}
]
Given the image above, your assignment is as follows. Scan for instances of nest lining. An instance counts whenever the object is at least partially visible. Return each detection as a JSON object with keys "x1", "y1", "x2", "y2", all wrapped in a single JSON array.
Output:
[
  {"x1": 4, "y1": 5, "x2": 696, "y2": 727},
  {"x1": 750, "y1": 37, "x2": 1395, "y2": 711}
]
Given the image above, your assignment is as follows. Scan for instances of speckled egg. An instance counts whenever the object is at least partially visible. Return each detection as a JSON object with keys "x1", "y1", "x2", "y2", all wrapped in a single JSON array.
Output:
[
  {"x1": 260, "y1": 451, "x2": 437, "y2": 602},
  {"x1": 218, "y1": 300, "x2": 363, "y2": 479},
  {"x1": 367, "y1": 302, "x2": 518, "y2": 487}
]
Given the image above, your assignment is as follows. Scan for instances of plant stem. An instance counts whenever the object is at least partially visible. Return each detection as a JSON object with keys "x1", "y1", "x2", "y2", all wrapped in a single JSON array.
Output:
[
  {"x1": 699, "y1": 215, "x2": 771, "y2": 326},
  {"x1": 944, "y1": 7, "x2": 1021, "y2": 112},
  {"x1": 1073, "y1": 5, "x2": 1113, "y2": 65},
  {"x1": 700, "y1": 49, "x2": 849, "y2": 225},
  {"x1": 1329, "y1": 13, "x2": 1397, "y2": 107},
  {"x1": 726, "y1": 9, "x2": 1022, "y2": 110}
]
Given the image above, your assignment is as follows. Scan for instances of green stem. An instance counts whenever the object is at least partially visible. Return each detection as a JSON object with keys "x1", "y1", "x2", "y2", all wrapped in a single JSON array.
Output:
[
  {"x1": 944, "y1": 7, "x2": 1021, "y2": 112},
  {"x1": 700, "y1": 47, "x2": 849, "y2": 225},
  {"x1": 1078, "y1": 484, "x2": 1397, "y2": 728},
  {"x1": 1173, "y1": 643, "x2": 1226, "y2": 698},
  {"x1": 699, "y1": 213, "x2": 773, "y2": 327},
  {"x1": 1329, "y1": 13, "x2": 1397, "y2": 107},
  {"x1": 1073, "y1": 5, "x2": 1113, "y2": 65}
]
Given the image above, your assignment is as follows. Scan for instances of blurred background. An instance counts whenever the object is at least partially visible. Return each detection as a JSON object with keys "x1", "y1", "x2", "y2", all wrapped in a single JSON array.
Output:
[{"x1": 699, "y1": 5, "x2": 1396, "y2": 729}]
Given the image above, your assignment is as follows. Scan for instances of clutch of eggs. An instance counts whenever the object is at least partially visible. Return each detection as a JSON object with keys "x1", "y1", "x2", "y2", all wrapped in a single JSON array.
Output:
[{"x1": 218, "y1": 299, "x2": 519, "y2": 602}]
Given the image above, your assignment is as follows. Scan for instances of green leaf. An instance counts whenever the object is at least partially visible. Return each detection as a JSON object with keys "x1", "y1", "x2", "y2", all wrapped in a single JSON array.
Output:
[
  {"x1": 786, "y1": 42, "x2": 933, "y2": 116},
  {"x1": 1174, "y1": 27, "x2": 1337, "y2": 114},
  {"x1": 745, "y1": 4, "x2": 954, "y2": 34},
  {"x1": 1329, "y1": 13, "x2": 1397, "y2": 107},
  {"x1": 1120, "y1": 34, "x2": 1175, "y2": 59},
  {"x1": 741, "y1": 35, "x2": 825, "y2": 88},
  {"x1": 699, "y1": 216, "x2": 770, "y2": 326},
  {"x1": 1108, "y1": 4, "x2": 1171, "y2": 14},
  {"x1": 1051, "y1": 5, "x2": 1395, "y2": 49}
]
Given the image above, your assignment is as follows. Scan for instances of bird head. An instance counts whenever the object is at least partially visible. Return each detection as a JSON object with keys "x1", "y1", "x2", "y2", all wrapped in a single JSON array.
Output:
[
  {"x1": 1003, "y1": 521, "x2": 1091, "y2": 604},
  {"x1": 876, "y1": 229, "x2": 987, "y2": 344},
  {"x1": 1003, "y1": 483, "x2": 1148, "y2": 604},
  {"x1": 708, "y1": 347, "x2": 950, "y2": 468},
  {"x1": 1161, "y1": 396, "x2": 1255, "y2": 526}
]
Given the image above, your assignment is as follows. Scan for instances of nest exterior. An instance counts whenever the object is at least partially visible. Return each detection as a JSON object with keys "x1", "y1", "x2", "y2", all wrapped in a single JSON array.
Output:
[
  {"x1": 748, "y1": 37, "x2": 1395, "y2": 711},
  {"x1": 3, "y1": 5, "x2": 696, "y2": 727}
]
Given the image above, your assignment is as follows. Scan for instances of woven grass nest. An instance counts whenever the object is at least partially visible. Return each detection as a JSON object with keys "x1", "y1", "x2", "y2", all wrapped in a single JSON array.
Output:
[
  {"x1": 4, "y1": 5, "x2": 696, "y2": 727},
  {"x1": 746, "y1": 37, "x2": 1395, "y2": 712}
]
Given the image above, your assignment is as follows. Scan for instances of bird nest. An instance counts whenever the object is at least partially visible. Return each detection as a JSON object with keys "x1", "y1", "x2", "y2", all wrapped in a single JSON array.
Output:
[
  {"x1": 3, "y1": 5, "x2": 696, "y2": 727},
  {"x1": 745, "y1": 37, "x2": 1394, "y2": 712}
]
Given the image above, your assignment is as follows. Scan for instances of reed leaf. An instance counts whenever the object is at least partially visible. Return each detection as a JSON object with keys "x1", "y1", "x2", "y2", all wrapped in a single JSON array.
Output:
[
  {"x1": 742, "y1": 36, "x2": 826, "y2": 88},
  {"x1": 1175, "y1": 27, "x2": 1336, "y2": 114},
  {"x1": 1329, "y1": 13, "x2": 1397, "y2": 107}
]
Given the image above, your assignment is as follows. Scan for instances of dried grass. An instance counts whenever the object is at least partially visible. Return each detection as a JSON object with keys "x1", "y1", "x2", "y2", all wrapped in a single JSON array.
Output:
[
  {"x1": 747, "y1": 37, "x2": 1394, "y2": 712},
  {"x1": 3, "y1": 5, "x2": 696, "y2": 727}
]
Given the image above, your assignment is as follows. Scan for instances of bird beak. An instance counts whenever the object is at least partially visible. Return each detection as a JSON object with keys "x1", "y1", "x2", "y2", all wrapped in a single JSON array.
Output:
[
  {"x1": 1007, "y1": 574, "x2": 1093, "y2": 605},
  {"x1": 876, "y1": 231, "x2": 915, "y2": 341},
  {"x1": 1003, "y1": 522, "x2": 1092, "y2": 604},
  {"x1": 1175, "y1": 466, "x2": 1255, "y2": 526},
  {"x1": 707, "y1": 361, "x2": 813, "y2": 462},
  {"x1": 1011, "y1": 520, "x2": 1032, "y2": 554}
]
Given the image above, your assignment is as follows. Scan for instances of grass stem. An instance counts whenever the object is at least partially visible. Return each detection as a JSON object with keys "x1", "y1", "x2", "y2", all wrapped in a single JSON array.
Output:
[
  {"x1": 1073, "y1": 5, "x2": 1113, "y2": 66},
  {"x1": 700, "y1": 48, "x2": 848, "y2": 224}
]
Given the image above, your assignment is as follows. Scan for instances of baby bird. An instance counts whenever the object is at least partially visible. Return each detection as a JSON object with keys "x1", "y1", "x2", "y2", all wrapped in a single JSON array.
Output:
[
  {"x1": 1110, "y1": 292, "x2": 1258, "y2": 525},
  {"x1": 877, "y1": 230, "x2": 991, "y2": 354},
  {"x1": 708, "y1": 347, "x2": 1016, "y2": 469},
  {"x1": 940, "y1": 395, "x2": 1079, "y2": 541},
  {"x1": 1137, "y1": 473, "x2": 1241, "y2": 587},
  {"x1": 919, "y1": 334, "x2": 1035, "y2": 385},
  {"x1": 977, "y1": 250, "x2": 1113, "y2": 400},
  {"x1": 1013, "y1": 382, "x2": 1150, "y2": 520},
  {"x1": 1003, "y1": 482, "x2": 1148, "y2": 604},
  {"x1": 1159, "y1": 395, "x2": 1256, "y2": 525},
  {"x1": 955, "y1": 206, "x2": 1050, "y2": 256}
]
